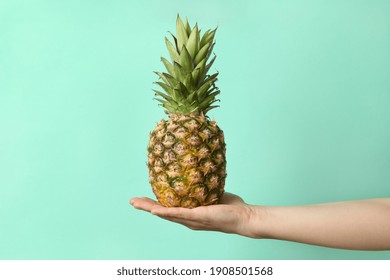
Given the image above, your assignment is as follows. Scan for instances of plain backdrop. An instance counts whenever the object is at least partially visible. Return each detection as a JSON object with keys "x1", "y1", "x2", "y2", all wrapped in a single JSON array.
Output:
[{"x1": 1, "y1": 0, "x2": 389, "y2": 259}]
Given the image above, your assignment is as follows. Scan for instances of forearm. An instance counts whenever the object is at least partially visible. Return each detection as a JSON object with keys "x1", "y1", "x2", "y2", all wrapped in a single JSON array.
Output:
[{"x1": 245, "y1": 199, "x2": 390, "y2": 250}]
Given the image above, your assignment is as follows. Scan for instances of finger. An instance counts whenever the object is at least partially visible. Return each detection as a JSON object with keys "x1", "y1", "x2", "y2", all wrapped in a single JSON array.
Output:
[
  {"x1": 151, "y1": 205, "x2": 196, "y2": 220},
  {"x1": 130, "y1": 197, "x2": 156, "y2": 206},
  {"x1": 153, "y1": 215, "x2": 205, "y2": 230},
  {"x1": 130, "y1": 197, "x2": 160, "y2": 212}
]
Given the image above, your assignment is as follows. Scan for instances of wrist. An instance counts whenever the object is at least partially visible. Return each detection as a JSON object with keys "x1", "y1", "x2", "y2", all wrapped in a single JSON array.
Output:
[{"x1": 237, "y1": 205, "x2": 270, "y2": 238}]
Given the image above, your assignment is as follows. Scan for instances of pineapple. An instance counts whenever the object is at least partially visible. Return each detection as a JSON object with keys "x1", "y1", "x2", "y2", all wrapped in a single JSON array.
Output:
[{"x1": 147, "y1": 16, "x2": 226, "y2": 208}]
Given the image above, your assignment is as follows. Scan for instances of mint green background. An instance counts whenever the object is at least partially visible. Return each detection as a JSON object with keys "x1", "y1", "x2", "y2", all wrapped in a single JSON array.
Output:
[{"x1": 1, "y1": 0, "x2": 389, "y2": 259}]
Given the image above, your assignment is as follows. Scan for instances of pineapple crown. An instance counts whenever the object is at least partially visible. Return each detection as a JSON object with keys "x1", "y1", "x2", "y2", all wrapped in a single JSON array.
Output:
[{"x1": 154, "y1": 15, "x2": 220, "y2": 115}]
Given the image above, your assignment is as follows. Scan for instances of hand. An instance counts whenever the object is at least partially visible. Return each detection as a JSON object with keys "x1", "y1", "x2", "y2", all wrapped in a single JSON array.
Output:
[{"x1": 130, "y1": 192, "x2": 258, "y2": 237}]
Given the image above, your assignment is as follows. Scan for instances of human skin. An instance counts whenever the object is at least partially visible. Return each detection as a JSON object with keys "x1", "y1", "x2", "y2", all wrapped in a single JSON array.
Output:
[{"x1": 130, "y1": 193, "x2": 390, "y2": 250}]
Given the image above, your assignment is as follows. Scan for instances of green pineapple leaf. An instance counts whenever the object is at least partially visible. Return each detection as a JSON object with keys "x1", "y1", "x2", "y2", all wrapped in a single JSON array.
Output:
[
  {"x1": 179, "y1": 46, "x2": 193, "y2": 73},
  {"x1": 194, "y1": 42, "x2": 211, "y2": 66},
  {"x1": 153, "y1": 90, "x2": 175, "y2": 103},
  {"x1": 192, "y1": 58, "x2": 207, "y2": 85},
  {"x1": 183, "y1": 73, "x2": 196, "y2": 94},
  {"x1": 161, "y1": 57, "x2": 175, "y2": 76},
  {"x1": 176, "y1": 15, "x2": 188, "y2": 52},
  {"x1": 165, "y1": 37, "x2": 180, "y2": 63},
  {"x1": 154, "y1": 72, "x2": 171, "y2": 86},
  {"x1": 200, "y1": 28, "x2": 217, "y2": 48},
  {"x1": 155, "y1": 81, "x2": 174, "y2": 96},
  {"x1": 186, "y1": 23, "x2": 200, "y2": 58},
  {"x1": 183, "y1": 17, "x2": 192, "y2": 36},
  {"x1": 199, "y1": 72, "x2": 218, "y2": 88},
  {"x1": 173, "y1": 62, "x2": 186, "y2": 81}
]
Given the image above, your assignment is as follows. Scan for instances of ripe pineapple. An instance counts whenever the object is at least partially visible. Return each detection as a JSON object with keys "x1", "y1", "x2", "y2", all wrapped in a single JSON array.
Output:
[{"x1": 148, "y1": 16, "x2": 226, "y2": 208}]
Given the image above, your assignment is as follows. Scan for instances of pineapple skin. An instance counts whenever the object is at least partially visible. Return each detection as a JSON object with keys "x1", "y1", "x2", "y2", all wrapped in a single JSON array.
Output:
[{"x1": 148, "y1": 113, "x2": 226, "y2": 208}]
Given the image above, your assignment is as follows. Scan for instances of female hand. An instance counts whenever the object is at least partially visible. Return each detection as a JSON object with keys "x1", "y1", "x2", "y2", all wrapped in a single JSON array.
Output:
[{"x1": 130, "y1": 192, "x2": 260, "y2": 237}]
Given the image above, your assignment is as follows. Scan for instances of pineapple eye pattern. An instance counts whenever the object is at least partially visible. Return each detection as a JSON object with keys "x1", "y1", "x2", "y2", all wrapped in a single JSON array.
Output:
[
  {"x1": 184, "y1": 119, "x2": 200, "y2": 131},
  {"x1": 148, "y1": 114, "x2": 226, "y2": 208},
  {"x1": 163, "y1": 150, "x2": 176, "y2": 165},
  {"x1": 186, "y1": 134, "x2": 202, "y2": 146},
  {"x1": 153, "y1": 143, "x2": 164, "y2": 156},
  {"x1": 173, "y1": 127, "x2": 188, "y2": 139},
  {"x1": 162, "y1": 133, "x2": 175, "y2": 148},
  {"x1": 166, "y1": 163, "x2": 182, "y2": 179},
  {"x1": 173, "y1": 142, "x2": 187, "y2": 156},
  {"x1": 197, "y1": 146, "x2": 211, "y2": 159},
  {"x1": 173, "y1": 179, "x2": 191, "y2": 196}
]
